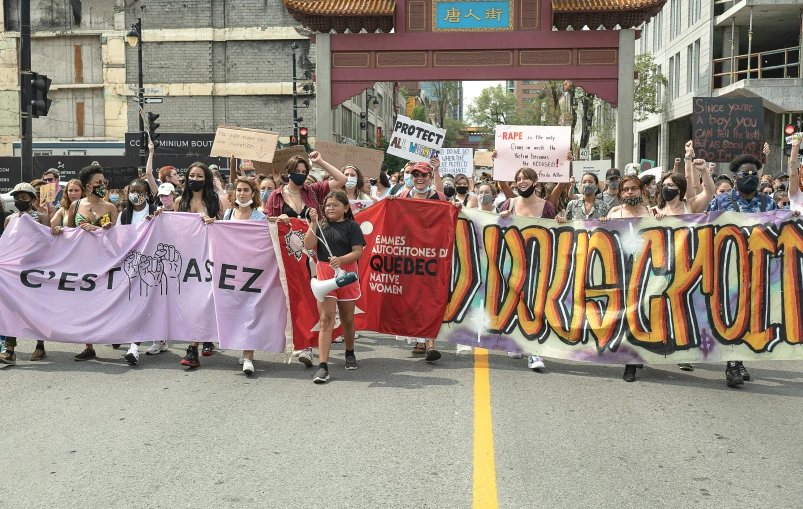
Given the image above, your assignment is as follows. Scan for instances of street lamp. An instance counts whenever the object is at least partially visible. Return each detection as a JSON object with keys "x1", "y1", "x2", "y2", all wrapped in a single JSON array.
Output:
[{"x1": 128, "y1": 18, "x2": 145, "y2": 169}]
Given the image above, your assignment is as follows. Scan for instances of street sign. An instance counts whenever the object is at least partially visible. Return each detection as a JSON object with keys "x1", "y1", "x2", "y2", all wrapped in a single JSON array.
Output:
[
  {"x1": 143, "y1": 97, "x2": 164, "y2": 104},
  {"x1": 579, "y1": 148, "x2": 590, "y2": 160},
  {"x1": 128, "y1": 85, "x2": 164, "y2": 95}
]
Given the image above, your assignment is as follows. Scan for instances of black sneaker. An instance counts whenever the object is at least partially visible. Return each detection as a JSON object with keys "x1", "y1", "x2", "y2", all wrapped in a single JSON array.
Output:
[
  {"x1": 345, "y1": 353, "x2": 358, "y2": 370},
  {"x1": 201, "y1": 342, "x2": 215, "y2": 356},
  {"x1": 180, "y1": 346, "x2": 200, "y2": 368},
  {"x1": 0, "y1": 351, "x2": 16, "y2": 365},
  {"x1": 623, "y1": 364, "x2": 637, "y2": 382},
  {"x1": 425, "y1": 348, "x2": 441, "y2": 362},
  {"x1": 313, "y1": 367, "x2": 330, "y2": 384},
  {"x1": 735, "y1": 361, "x2": 751, "y2": 381},
  {"x1": 725, "y1": 361, "x2": 744, "y2": 387},
  {"x1": 677, "y1": 363, "x2": 693, "y2": 371},
  {"x1": 74, "y1": 348, "x2": 96, "y2": 361}
]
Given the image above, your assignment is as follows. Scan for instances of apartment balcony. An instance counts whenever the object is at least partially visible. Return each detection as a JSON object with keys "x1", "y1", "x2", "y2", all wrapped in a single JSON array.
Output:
[{"x1": 712, "y1": 46, "x2": 801, "y2": 89}]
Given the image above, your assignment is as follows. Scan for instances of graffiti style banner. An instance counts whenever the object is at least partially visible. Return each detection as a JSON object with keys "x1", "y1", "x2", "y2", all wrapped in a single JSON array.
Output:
[
  {"x1": 439, "y1": 207, "x2": 803, "y2": 364},
  {"x1": 353, "y1": 199, "x2": 458, "y2": 338},
  {"x1": 0, "y1": 213, "x2": 287, "y2": 352}
]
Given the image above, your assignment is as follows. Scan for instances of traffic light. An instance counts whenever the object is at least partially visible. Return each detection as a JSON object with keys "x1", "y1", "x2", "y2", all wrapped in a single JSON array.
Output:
[
  {"x1": 376, "y1": 127, "x2": 382, "y2": 147},
  {"x1": 299, "y1": 127, "x2": 308, "y2": 146},
  {"x1": 30, "y1": 72, "x2": 52, "y2": 118},
  {"x1": 147, "y1": 112, "x2": 160, "y2": 144},
  {"x1": 785, "y1": 124, "x2": 796, "y2": 157},
  {"x1": 290, "y1": 135, "x2": 298, "y2": 145},
  {"x1": 360, "y1": 112, "x2": 367, "y2": 130}
]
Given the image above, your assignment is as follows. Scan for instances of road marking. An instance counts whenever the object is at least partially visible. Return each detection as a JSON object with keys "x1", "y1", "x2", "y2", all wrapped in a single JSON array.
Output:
[{"x1": 473, "y1": 348, "x2": 499, "y2": 509}]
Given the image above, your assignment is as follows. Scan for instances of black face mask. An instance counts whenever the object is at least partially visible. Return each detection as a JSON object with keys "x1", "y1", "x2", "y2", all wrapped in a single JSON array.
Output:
[
  {"x1": 443, "y1": 185, "x2": 456, "y2": 198},
  {"x1": 14, "y1": 199, "x2": 32, "y2": 212},
  {"x1": 518, "y1": 184, "x2": 536, "y2": 198},
  {"x1": 661, "y1": 187, "x2": 680, "y2": 202},
  {"x1": 736, "y1": 175, "x2": 758, "y2": 195},
  {"x1": 188, "y1": 180, "x2": 205, "y2": 192},
  {"x1": 289, "y1": 173, "x2": 308, "y2": 186},
  {"x1": 456, "y1": 185, "x2": 469, "y2": 195}
]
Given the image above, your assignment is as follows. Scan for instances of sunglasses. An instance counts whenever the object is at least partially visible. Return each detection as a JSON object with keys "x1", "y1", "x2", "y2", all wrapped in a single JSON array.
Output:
[
  {"x1": 734, "y1": 170, "x2": 759, "y2": 180},
  {"x1": 411, "y1": 171, "x2": 431, "y2": 178},
  {"x1": 44, "y1": 177, "x2": 57, "y2": 183}
]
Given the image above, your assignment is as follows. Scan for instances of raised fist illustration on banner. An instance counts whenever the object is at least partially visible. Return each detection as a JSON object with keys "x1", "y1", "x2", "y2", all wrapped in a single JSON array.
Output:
[
  {"x1": 155, "y1": 243, "x2": 183, "y2": 295},
  {"x1": 123, "y1": 250, "x2": 143, "y2": 299},
  {"x1": 138, "y1": 255, "x2": 164, "y2": 297}
]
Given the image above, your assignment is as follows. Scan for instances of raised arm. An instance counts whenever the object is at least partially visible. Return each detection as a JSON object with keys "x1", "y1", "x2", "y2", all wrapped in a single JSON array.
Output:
[
  {"x1": 688, "y1": 159, "x2": 716, "y2": 213},
  {"x1": 789, "y1": 139, "x2": 801, "y2": 197},
  {"x1": 309, "y1": 151, "x2": 347, "y2": 189},
  {"x1": 431, "y1": 158, "x2": 443, "y2": 192},
  {"x1": 303, "y1": 209, "x2": 319, "y2": 251},
  {"x1": 145, "y1": 141, "x2": 158, "y2": 195},
  {"x1": 683, "y1": 140, "x2": 696, "y2": 200}
]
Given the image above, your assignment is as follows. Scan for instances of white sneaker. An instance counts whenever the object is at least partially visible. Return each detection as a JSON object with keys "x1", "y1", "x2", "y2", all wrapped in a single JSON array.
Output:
[
  {"x1": 242, "y1": 359, "x2": 254, "y2": 375},
  {"x1": 125, "y1": 344, "x2": 140, "y2": 365},
  {"x1": 145, "y1": 341, "x2": 167, "y2": 355},
  {"x1": 528, "y1": 355, "x2": 545, "y2": 370},
  {"x1": 507, "y1": 352, "x2": 523, "y2": 359},
  {"x1": 456, "y1": 344, "x2": 473, "y2": 355},
  {"x1": 298, "y1": 348, "x2": 313, "y2": 367},
  {"x1": 238, "y1": 356, "x2": 245, "y2": 365}
]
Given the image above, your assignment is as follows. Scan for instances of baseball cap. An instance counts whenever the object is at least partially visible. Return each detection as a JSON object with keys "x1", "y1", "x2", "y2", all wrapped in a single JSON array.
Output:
[
  {"x1": 606, "y1": 168, "x2": 622, "y2": 179},
  {"x1": 412, "y1": 162, "x2": 433, "y2": 174},
  {"x1": 208, "y1": 164, "x2": 219, "y2": 171},
  {"x1": 241, "y1": 160, "x2": 255, "y2": 171},
  {"x1": 157, "y1": 182, "x2": 175, "y2": 196},
  {"x1": 774, "y1": 171, "x2": 789, "y2": 180},
  {"x1": 10, "y1": 182, "x2": 37, "y2": 198}
]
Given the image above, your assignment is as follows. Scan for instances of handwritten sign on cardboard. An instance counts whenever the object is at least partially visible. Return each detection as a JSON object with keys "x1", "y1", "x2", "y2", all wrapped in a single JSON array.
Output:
[
  {"x1": 692, "y1": 97, "x2": 765, "y2": 163},
  {"x1": 474, "y1": 150, "x2": 494, "y2": 168},
  {"x1": 210, "y1": 126, "x2": 278, "y2": 163},
  {"x1": 252, "y1": 145, "x2": 309, "y2": 175},
  {"x1": 313, "y1": 140, "x2": 385, "y2": 179},
  {"x1": 493, "y1": 125, "x2": 571, "y2": 182},
  {"x1": 39, "y1": 182, "x2": 56, "y2": 206},
  {"x1": 571, "y1": 160, "x2": 611, "y2": 182}
]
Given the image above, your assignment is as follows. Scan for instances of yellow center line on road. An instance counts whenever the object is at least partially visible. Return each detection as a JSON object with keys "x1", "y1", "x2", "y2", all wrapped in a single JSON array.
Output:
[{"x1": 473, "y1": 348, "x2": 499, "y2": 509}]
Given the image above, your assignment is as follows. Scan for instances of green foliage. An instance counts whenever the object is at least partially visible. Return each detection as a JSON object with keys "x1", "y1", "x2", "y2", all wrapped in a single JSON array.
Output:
[
  {"x1": 634, "y1": 53, "x2": 668, "y2": 122},
  {"x1": 442, "y1": 117, "x2": 467, "y2": 148},
  {"x1": 400, "y1": 87, "x2": 409, "y2": 99},
  {"x1": 466, "y1": 84, "x2": 518, "y2": 146},
  {"x1": 411, "y1": 105, "x2": 428, "y2": 122}
]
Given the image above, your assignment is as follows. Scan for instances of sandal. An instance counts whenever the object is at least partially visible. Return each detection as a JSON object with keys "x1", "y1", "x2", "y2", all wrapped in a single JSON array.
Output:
[
  {"x1": 425, "y1": 348, "x2": 441, "y2": 362},
  {"x1": 412, "y1": 343, "x2": 426, "y2": 355}
]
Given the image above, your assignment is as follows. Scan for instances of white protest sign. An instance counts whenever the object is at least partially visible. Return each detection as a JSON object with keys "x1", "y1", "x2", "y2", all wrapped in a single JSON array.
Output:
[
  {"x1": 639, "y1": 166, "x2": 663, "y2": 181},
  {"x1": 572, "y1": 160, "x2": 611, "y2": 182},
  {"x1": 438, "y1": 148, "x2": 473, "y2": 175},
  {"x1": 493, "y1": 125, "x2": 571, "y2": 182},
  {"x1": 387, "y1": 115, "x2": 446, "y2": 163}
]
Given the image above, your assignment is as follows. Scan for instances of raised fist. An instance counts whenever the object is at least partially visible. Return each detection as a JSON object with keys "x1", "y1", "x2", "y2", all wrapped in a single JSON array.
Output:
[
  {"x1": 155, "y1": 243, "x2": 182, "y2": 279},
  {"x1": 138, "y1": 255, "x2": 164, "y2": 294}
]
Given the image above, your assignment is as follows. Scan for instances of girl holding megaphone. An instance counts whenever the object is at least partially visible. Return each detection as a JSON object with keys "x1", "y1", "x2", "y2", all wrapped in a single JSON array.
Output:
[{"x1": 303, "y1": 190, "x2": 366, "y2": 384}]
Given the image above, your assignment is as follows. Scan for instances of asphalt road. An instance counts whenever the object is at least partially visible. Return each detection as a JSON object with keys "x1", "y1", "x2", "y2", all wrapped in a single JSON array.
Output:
[{"x1": 1, "y1": 334, "x2": 801, "y2": 509}]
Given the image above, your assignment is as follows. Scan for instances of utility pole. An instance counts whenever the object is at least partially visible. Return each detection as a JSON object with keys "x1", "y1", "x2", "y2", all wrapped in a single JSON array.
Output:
[
  {"x1": 292, "y1": 42, "x2": 299, "y2": 143},
  {"x1": 19, "y1": 0, "x2": 32, "y2": 179}
]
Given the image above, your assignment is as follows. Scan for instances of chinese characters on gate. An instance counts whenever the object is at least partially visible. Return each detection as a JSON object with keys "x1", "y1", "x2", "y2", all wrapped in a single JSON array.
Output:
[{"x1": 434, "y1": 1, "x2": 512, "y2": 31}]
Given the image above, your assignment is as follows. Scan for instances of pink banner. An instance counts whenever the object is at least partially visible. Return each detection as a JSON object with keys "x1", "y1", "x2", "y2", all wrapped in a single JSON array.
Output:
[{"x1": 0, "y1": 213, "x2": 287, "y2": 352}]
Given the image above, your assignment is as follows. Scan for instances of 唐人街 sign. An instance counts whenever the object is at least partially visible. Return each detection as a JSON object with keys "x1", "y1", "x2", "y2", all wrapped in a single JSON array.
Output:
[
  {"x1": 439, "y1": 148, "x2": 473, "y2": 176},
  {"x1": 493, "y1": 125, "x2": 572, "y2": 182},
  {"x1": 387, "y1": 115, "x2": 446, "y2": 164},
  {"x1": 434, "y1": 1, "x2": 513, "y2": 31},
  {"x1": 692, "y1": 97, "x2": 765, "y2": 163},
  {"x1": 439, "y1": 207, "x2": 803, "y2": 363},
  {"x1": 210, "y1": 126, "x2": 279, "y2": 163}
]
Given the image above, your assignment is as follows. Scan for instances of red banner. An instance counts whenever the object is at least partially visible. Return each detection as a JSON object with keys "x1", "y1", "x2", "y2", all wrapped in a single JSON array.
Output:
[
  {"x1": 276, "y1": 220, "x2": 341, "y2": 350},
  {"x1": 353, "y1": 199, "x2": 458, "y2": 338}
]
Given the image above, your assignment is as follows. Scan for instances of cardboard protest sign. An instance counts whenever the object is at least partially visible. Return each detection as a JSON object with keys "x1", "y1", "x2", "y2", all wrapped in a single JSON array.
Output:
[
  {"x1": 387, "y1": 115, "x2": 446, "y2": 164},
  {"x1": 313, "y1": 140, "x2": 385, "y2": 179},
  {"x1": 252, "y1": 146, "x2": 308, "y2": 175},
  {"x1": 210, "y1": 126, "x2": 278, "y2": 163},
  {"x1": 39, "y1": 183, "x2": 56, "y2": 206},
  {"x1": 571, "y1": 160, "x2": 611, "y2": 182},
  {"x1": 439, "y1": 148, "x2": 473, "y2": 176},
  {"x1": 693, "y1": 97, "x2": 765, "y2": 163},
  {"x1": 493, "y1": 126, "x2": 571, "y2": 182},
  {"x1": 474, "y1": 150, "x2": 494, "y2": 168}
]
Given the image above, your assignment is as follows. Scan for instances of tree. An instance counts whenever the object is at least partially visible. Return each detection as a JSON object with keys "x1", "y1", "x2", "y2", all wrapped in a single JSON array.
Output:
[
  {"x1": 466, "y1": 84, "x2": 518, "y2": 146},
  {"x1": 411, "y1": 105, "x2": 427, "y2": 122},
  {"x1": 429, "y1": 81, "x2": 462, "y2": 127},
  {"x1": 442, "y1": 117, "x2": 467, "y2": 148},
  {"x1": 634, "y1": 53, "x2": 668, "y2": 122}
]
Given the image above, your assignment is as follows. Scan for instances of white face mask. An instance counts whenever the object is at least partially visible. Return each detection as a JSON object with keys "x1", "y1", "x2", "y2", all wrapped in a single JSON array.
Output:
[
  {"x1": 235, "y1": 199, "x2": 253, "y2": 207},
  {"x1": 344, "y1": 176, "x2": 358, "y2": 189}
]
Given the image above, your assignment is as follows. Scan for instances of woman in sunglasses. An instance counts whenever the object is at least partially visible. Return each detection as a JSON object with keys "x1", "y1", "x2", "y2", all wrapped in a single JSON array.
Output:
[{"x1": 264, "y1": 152, "x2": 348, "y2": 223}]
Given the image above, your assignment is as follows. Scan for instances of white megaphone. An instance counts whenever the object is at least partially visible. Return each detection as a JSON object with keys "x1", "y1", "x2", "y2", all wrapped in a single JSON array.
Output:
[{"x1": 311, "y1": 268, "x2": 359, "y2": 302}]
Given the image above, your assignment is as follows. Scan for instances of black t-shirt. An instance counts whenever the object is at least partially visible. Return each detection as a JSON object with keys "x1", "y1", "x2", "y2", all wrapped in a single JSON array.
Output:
[{"x1": 315, "y1": 219, "x2": 366, "y2": 263}]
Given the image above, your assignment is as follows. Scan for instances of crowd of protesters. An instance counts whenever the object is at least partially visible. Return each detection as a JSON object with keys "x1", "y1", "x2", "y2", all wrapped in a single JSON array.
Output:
[{"x1": 0, "y1": 135, "x2": 800, "y2": 387}]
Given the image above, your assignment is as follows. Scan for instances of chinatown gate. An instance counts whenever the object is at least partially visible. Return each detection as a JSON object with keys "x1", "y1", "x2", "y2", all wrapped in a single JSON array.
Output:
[{"x1": 282, "y1": 0, "x2": 666, "y2": 170}]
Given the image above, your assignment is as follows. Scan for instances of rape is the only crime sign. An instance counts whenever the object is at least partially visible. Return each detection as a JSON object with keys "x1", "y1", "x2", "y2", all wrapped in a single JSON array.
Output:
[{"x1": 387, "y1": 115, "x2": 447, "y2": 163}]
